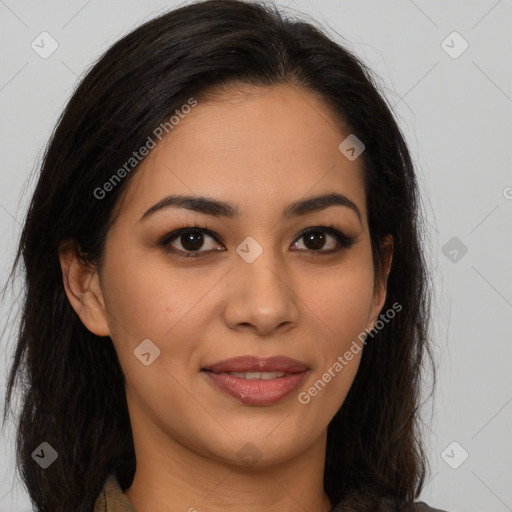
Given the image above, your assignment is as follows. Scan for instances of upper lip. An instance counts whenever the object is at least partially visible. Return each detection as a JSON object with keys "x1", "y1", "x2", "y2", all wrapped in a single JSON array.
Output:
[{"x1": 202, "y1": 355, "x2": 308, "y2": 373}]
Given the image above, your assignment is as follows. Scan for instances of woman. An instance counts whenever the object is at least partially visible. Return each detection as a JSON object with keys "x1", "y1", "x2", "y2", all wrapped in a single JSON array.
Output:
[{"x1": 2, "y1": 1, "x2": 448, "y2": 511}]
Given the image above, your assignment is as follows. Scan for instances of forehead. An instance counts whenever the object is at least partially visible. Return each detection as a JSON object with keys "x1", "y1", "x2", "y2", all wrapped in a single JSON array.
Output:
[{"x1": 114, "y1": 84, "x2": 367, "y2": 225}]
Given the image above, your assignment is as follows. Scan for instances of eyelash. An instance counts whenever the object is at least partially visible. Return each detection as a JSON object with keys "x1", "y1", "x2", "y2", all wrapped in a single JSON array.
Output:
[{"x1": 158, "y1": 223, "x2": 357, "y2": 258}]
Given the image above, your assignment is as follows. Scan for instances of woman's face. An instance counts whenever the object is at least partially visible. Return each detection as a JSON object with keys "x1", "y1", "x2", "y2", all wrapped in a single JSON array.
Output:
[{"x1": 72, "y1": 84, "x2": 391, "y2": 468}]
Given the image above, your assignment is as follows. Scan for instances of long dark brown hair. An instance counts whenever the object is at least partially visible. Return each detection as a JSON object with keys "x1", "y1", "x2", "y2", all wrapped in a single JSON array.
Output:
[{"x1": 2, "y1": 1, "x2": 435, "y2": 510}]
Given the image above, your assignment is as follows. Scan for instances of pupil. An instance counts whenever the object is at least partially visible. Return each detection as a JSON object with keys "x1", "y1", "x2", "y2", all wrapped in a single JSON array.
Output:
[
  {"x1": 305, "y1": 231, "x2": 325, "y2": 250},
  {"x1": 182, "y1": 232, "x2": 203, "y2": 251}
]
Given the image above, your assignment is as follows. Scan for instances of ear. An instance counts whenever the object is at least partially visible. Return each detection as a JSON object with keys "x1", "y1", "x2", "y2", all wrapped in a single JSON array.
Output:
[
  {"x1": 367, "y1": 235, "x2": 394, "y2": 329},
  {"x1": 58, "y1": 240, "x2": 111, "y2": 337}
]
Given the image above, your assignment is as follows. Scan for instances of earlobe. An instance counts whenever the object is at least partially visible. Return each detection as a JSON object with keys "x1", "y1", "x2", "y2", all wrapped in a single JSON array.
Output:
[{"x1": 58, "y1": 241, "x2": 111, "y2": 337}]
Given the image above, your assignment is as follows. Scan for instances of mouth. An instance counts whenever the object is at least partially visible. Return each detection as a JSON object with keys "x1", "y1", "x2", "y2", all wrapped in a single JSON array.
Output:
[{"x1": 201, "y1": 355, "x2": 309, "y2": 406}]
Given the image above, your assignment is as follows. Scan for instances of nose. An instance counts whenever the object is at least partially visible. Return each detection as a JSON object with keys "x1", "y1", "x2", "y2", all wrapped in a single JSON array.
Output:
[{"x1": 223, "y1": 246, "x2": 300, "y2": 336}]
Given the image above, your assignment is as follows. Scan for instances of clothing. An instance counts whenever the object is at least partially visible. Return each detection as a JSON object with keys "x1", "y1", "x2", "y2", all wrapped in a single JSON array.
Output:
[
  {"x1": 331, "y1": 495, "x2": 449, "y2": 512},
  {"x1": 93, "y1": 474, "x2": 136, "y2": 512},
  {"x1": 93, "y1": 473, "x2": 449, "y2": 512}
]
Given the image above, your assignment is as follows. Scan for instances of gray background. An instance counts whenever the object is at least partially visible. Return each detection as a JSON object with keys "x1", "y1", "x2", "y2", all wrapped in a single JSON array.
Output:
[{"x1": 1, "y1": 1, "x2": 511, "y2": 511}]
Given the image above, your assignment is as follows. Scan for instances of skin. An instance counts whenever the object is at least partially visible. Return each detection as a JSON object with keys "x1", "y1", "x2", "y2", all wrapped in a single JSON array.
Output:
[{"x1": 60, "y1": 84, "x2": 392, "y2": 512}]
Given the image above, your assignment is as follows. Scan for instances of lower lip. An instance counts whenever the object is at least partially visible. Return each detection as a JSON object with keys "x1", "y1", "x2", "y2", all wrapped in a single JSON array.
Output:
[{"x1": 203, "y1": 371, "x2": 307, "y2": 406}]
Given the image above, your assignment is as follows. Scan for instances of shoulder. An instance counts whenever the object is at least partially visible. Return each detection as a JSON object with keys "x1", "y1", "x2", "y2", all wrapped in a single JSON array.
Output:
[
  {"x1": 405, "y1": 501, "x2": 449, "y2": 512},
  {"x1": 332, "y1": 495, "x2": 450, "y2": 512}
]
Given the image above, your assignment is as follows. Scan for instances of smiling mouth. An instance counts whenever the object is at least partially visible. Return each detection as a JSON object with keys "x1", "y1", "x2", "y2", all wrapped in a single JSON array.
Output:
[
  {"x1": 201, "y1": 355, "x2": 309, "y2": 406},
  {"x1": 213, "y1": 371, "x2": 287, "y2": 379}
]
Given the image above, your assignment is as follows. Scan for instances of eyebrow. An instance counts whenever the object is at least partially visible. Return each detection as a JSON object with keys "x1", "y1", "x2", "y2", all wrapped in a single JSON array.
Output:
[{"x1": 139, "y1": 192, "x2": 362, "y2": 224}]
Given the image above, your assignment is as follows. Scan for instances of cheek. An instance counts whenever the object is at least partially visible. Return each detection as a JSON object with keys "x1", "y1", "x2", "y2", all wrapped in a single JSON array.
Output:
[
  {"x1": 305, "y1": 255, "x2": 375, "y2": 341},
  {"x1": 99, "y1": 245, "x2": 208, "y2": 372},
  {"x1": 295, "y1": 263, "x2": 373, "y2": 431},
  {"x1": 297, "y1": 250, "x2": 374, "y2": 405}
]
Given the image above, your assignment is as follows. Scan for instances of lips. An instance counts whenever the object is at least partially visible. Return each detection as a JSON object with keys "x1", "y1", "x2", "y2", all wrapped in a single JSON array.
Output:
[
  {"x1": 202, "y1": 355, "x2": 308, "y2": 406},
  {"x1": 203, "y1": 355, "x2": 308, "y2": 373}
]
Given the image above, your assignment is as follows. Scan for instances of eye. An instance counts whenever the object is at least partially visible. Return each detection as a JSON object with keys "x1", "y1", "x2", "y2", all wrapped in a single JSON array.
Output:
[
  {"x1": 159, "y1": 224, "x2": 356, "y2": 258},
  {"x1": 291, "y1": 225, "x2": 357, "y2": 253},
  {"x1": 159, "y1": 225, "x2": 224, "y2": 257}
]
